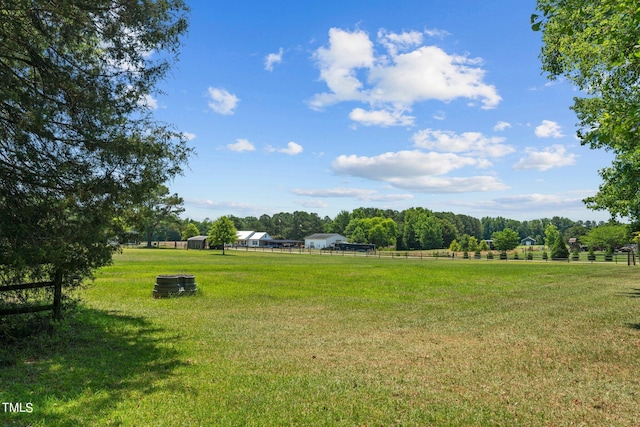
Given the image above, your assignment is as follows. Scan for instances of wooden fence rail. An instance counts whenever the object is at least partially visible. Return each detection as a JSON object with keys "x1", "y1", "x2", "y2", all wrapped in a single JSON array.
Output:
[{"x1": 0, "y1": 271, "x2": 63, "y2": 319}]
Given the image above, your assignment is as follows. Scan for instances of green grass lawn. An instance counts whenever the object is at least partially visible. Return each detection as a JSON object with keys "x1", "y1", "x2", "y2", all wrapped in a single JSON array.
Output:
[{"x1": 2, "y1": 249, "x2": 640, "y2": 426}]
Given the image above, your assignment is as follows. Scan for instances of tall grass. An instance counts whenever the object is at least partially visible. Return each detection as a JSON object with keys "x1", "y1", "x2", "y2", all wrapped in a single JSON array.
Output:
[{"x1": 2, "y1": 249, "x2": 640, "y2": 426}]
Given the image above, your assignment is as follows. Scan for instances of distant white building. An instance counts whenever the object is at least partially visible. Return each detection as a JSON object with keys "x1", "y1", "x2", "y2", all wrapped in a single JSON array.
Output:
[
  {"x1": 236, "y1": 231, "x2": 272, "y2": 247},
  {"x1": 304, "y1": 233, "x2": 347, "y2": 249}
]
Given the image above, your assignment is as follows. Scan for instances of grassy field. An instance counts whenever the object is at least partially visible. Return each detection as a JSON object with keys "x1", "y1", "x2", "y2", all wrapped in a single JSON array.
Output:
[{"x1": 2, "y1": 249, "x2": 640, "y2": 426}]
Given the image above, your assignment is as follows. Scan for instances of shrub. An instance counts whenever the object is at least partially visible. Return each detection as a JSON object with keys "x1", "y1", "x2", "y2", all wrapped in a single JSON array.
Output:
[{"x1": 551, "y1": 238, "x2": 569, "y2": 260}]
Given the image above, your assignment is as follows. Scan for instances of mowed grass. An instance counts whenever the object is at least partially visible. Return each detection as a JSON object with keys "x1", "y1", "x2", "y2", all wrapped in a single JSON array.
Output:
[{"x1": 2, "y1": 249, "x2": 640, "y2": 426}]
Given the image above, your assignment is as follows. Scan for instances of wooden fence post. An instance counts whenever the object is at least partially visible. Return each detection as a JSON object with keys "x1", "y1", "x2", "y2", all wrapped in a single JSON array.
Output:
[{"x1": 53, "y1": 270, "x2": 63, "y2": 320}]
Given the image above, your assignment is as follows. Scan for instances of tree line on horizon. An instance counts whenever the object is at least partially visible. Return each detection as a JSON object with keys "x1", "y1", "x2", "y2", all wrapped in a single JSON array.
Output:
[{"x1": 147, "y1": 207, "x2": 613, "y2": 251}]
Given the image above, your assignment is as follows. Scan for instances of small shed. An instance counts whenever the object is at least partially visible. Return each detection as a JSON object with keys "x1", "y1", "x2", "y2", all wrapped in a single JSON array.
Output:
[
  {"x1": 187, "y1": 235, "x2": 208, "y2": 250},
  {"x1": 304, "y1": 233, "x2": 347, "y2": 249},
  {"x1": 521, "y1": 237, "x2": 536, "y2": 246},
  {"x1": 568, "y1": 238, "x2": 581, "y2": 252}
]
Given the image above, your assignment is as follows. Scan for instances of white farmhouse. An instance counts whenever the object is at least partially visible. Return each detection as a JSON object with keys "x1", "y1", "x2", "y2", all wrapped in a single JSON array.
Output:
[
  {"x1": 236, "y1": 230, "x2": 272, "y2": 247},
  {"x1": 304, "y1": 233, "x2": 347, "y2": 249}
]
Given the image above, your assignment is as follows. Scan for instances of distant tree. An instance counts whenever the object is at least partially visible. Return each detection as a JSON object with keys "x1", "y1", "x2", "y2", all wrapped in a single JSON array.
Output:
[
  {"x1": 243, "y1": 216, "x2": 262, "y2": 231},
  {"x1": 259, "y1": 214, "x2": 272, "y2": 232},
  {"x1": 198, "y1": 218, "x2": 214, "y2": 236},
  {"x1": 368, "y1": 224, "x2": 389, "y2": 248},
  {"x1": 458, "y1": 234, "x2": 471, "y2": 251},
  {"x1": 125, "y1": 186, "x2": 185, "y2": 248},
  {"x1": 533, "y1": 1, "x2": 640, "y2": 220},
  {"x1": 401, "y1": 208, "x2": 426, "y2": 249},
  {"x1": 0, "y1": 1, "x2": 190, "y2": 298},
  {"x1": 271, "y1": 212, "x2": 294, "y2": 238},
  {"x1": 182, "y1": 223, "x2": 200, "y2": 240},
  {"x1": 492, "y1": 228, "x2": 520, "y2": 253},
  {"x1": 345, "y1": 217, "x2": 397, "y2": 248},
  {"x1": 416, "y1": 215, "x2": 443, "y2": 250},
  {"x1": 468, "y1": 236, "x2": 479, "y2": 252},
  {"x1": 329, "y1": 210, "x2": 352, "y2": 235},
  {"x1": 580, "y1": 224, "x2": 630, "y2": 253},
  {"x1": 350, "y1": 226, "x2": 367, "y2": 244},
  {"x1": 551, "y1": 237, "x2": 570, "y2": 260},
  {"x1": 456, "y1": 214, "x2": 484, "y2": 239},
  {"x1": 208, "y1": 216, "x2": 238, "y2": 255},
  {"x1": 544, "y1": 224, "x2": 560, "y2": 248},
  {"x1": 439, "y1": 219, "x2": 459, "y2": 249}
]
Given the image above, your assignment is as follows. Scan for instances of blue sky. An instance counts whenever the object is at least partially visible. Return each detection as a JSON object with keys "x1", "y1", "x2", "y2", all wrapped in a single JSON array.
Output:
[{"x1": 151, "y1": 0, "x2": 614, "y2": 222}]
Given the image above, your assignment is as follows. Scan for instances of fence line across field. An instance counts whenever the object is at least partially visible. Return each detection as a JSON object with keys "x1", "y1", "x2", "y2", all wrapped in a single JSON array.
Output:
[{"x1": 143, "y1": 241, "x2": 637, "y2": 265}]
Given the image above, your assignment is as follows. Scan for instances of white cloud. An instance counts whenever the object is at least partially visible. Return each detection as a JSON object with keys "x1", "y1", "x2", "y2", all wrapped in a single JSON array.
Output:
[
  {"x1": 450, "y1": 192, "x2": 586, "y2": 217},
  {"x1": 494, "y1": 121, "x2": 512, "y2": 131},
  {"x1": 332, "y1": 150, "x2": 477, "y2": 179},
  {"x1": 368, "y1": 45, "x2": 501, "y2": 109},
  {"x1": 424, "y1": 28, "x2": 450, "y2": 38},
  {"x1": 182, "y1": 132, "x2": 196, "y2": 141},
  {"x1": 292, "y1": 187, "x2": 413, "y2": 202},
  {"x1": 298, "y1": 200, "x2": 330, "y2": 209},
  {"x1": 492, "y1": 193, "x2": 579, "y2": 209},
  {"x1": 185, "y1": 198, "x2": 265, "y2": 214},
  {"x1": 274, "y1": 141, "x2": 303, "y2": 155},
  {"x1": 432, "y1": 110, "x2": 446, "y2": 121},
  {"x1": 309, "y1": 28, "x2": 374, "y2": 109},
  {"x1": 412, "y1": 128, "x2": 515, "y2": 158},
  {"x1": 387, "y1": 175, "x2": 508, "y2": 193},
  {"x1": 207, "y1": 87, "x2": 240, "y2": 115},
  {"x1": 490, "y1": 193, "x2": 584, "y2": 212},
  {"x1": 331, "y1": 148, "x2": 509, "y2": 193},
  {"x1": 265, "y1": 48, "x2": 283, "y2": 71},
  {"x1": 377, "y1": 29, "x2": 423, "y2": 57},
  {"x1": 309, "y1": 27, "x2": 501, "y2": 124},
  {"x1": 349, "y1": 107, "x2": 414, "y2": 127},
  {"x1": 535, "y1": 120, "x2": 564, "y2": 138},
  {"x1": 513, "y1": 144, "x2": 577, "y2": 171},
  {"x1": 227, "y1": 138, "x2": 255, "y2": 152}
]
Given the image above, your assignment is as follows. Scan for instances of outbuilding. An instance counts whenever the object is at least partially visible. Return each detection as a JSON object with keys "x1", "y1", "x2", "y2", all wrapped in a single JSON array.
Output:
[
  {"x1": 187, "y1": 235, "x2": 208, "y2": 250},
  {"x1": 304, "y1": 233, "x2": 347, "y2": 249},
  {"x1": 521, "y1": 237, "x2": 536, "y2": 246}
]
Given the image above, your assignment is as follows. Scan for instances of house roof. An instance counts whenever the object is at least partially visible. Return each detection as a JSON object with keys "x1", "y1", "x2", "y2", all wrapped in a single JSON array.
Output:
[
  {"x1": 236, "y1": 230, "x2": 255, "y2": 240},
  {"x1": 187, "y1": 235, "x2": 208, "y2": 241},
  {"x1": 304, "y1": 233, "x2": 346, "y2": 240},
  {"x1": 249, "y1": 232, "x2": 270, "y2": 240}
]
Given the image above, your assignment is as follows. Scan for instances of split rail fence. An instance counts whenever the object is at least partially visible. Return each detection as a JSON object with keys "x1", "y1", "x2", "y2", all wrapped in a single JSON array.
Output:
[{"x1": 0, "y1": 271, "x2": 63, "y2": 320}]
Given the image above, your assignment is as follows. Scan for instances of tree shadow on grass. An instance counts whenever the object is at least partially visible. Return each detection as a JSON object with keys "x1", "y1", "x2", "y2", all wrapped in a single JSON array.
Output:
[
  {"x1": 617, "y1": 288, "x2": 640, "y2": 298},
  {"x1": 619, "y1": 288, "x2": 640, "y2": 331},
  {"x1": 0, "y1": 307, "x2": 187, "y2": 426}
]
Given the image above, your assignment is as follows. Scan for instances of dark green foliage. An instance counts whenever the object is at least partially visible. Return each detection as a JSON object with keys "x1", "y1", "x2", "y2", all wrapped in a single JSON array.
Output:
[
  {"x1": 0, "y1": 1, "x2": 190, "y2": 290},
  {"x1": 551, "y1": 238, "x2": 569, "y2": 260},
  {"x1": 491, "y1": 228, "x2": 520, "y2": 252},
  {"x1": 534, "y1": 0, "x2": 640, "y2": 220},
  {"x1": 580, "y1": 224, "x2": 629, "y2": 253},
  {"x1": 208, "y1": 216, "x2": 238, "y2": 255},
  {"x1": 124, "y1": 186, "x2": 185, "y2": 248}
]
